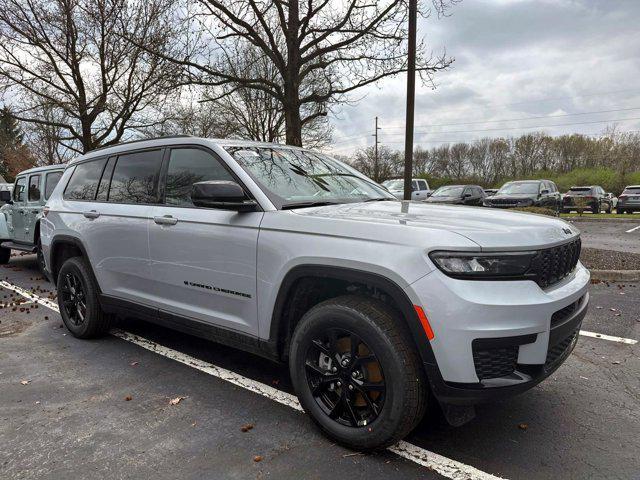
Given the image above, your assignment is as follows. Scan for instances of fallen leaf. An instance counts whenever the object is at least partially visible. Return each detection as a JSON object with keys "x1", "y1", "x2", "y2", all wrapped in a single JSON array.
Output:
[
  {"x1": 253, "y1": 455, "x2": 263, "y2": 463},
  {"x1": 612, "y1": 361, "x2": 621, "y2": 365},
  {"x1": 20, "y1": 380, "x2": 30, "y2": 385},
  {"x1": 518, "y1": 423, "x2": 528, "y2": 430},
  {"x1": 130, "y1": 361, "x2": 139, "y2": 366},
  {"x1": 241, "y1": 423, "x2": 254, "y2": 432},
  {"x1": 124, "y1": 395, "x2": 133, "y2": 401},
  {"x1": 169, "y1": 396, "x2": 187, "y2": 405},
  {"x1": 595, "y1": 306, "x2": 603, "y2": 309}
]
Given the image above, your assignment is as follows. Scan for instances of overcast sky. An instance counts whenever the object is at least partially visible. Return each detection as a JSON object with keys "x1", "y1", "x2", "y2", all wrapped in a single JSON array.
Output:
[{"x1": 326, "y1": 0, "x2": 640, "y2": 156}]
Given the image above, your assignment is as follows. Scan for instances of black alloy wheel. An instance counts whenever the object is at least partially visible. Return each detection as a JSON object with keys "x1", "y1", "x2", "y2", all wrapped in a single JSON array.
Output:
[
  {"x1": 305, "y1": 328, "x2": 385, "y2": 427},
  {"x1": 60, "y1": 271, "x2": 87, "y2": 327}
]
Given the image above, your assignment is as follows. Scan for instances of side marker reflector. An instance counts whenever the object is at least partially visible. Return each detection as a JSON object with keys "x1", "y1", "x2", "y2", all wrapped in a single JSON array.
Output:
[{"x1": 414, "y1": 305, "x2": 434, "y2": 341}]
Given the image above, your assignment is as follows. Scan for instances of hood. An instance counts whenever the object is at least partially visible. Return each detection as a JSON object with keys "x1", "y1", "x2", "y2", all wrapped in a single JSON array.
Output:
[
  {"x1": 425, "y1": 196, "x2": 462, "y2": 203},
  {"x1": 291, "y1": 201, "x2": 579, "y2": 250},
  {"x1": 488, "y1": 193, "x2": 537, "y2": 200}
]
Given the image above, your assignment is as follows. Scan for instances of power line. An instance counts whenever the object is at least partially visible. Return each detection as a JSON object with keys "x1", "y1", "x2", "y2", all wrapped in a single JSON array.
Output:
[{"x1": 330, "y1": 106, "x2": 640, "y2": 145}]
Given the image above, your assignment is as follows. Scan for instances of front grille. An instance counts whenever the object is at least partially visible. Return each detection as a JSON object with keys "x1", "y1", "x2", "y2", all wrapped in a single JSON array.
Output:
[
  {"x1": 551, "y1": 296, "x2": 583, "y2": 328},
  {"x1": 489, "y1": 198, "x2": 519, "y2": 206},
  {"x1": 545, "y1": 329, "x2": 578, "y2": 370},
  {"x1": 528, "y1": 238, "x2": 581, "y2": 288},
  {"x1": 472, "y1": 345, "x2": 518, "y2": 380}
]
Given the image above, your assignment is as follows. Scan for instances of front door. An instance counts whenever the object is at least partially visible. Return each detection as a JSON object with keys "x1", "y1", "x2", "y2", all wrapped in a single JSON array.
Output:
[
  {"x1": 23, "y1": 173, "x2": 43, "y2": 244},
  {"x1": 148, "y1": 146, "x2": 263, "y2": 335},
  {"x1": 10, "y1": 176, "x2": 27, "y2": 242}
]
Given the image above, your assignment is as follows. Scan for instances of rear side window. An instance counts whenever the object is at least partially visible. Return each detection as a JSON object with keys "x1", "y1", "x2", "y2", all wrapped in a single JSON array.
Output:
[
  {"x1": 108, "y1": 150, "x2": 162, "y2": 204},
  {"x1": 44, "y1": 171, "x2": 63, "y2": 199},
  {"x1": 64, "y1": 159, "x2": 108, "y2": 200},
  {"x1": 417, "y1": 180, "x2": 427, "y2": 191},
  {"x1": 14, "y1": 177, "x2": 26, "y2": 202},
  {"x1": 28, "y1": 175, "x2": 41, "y2": 202},
  {"x1": 164, "y1": 148, "x2": 234, "y2": 207}
]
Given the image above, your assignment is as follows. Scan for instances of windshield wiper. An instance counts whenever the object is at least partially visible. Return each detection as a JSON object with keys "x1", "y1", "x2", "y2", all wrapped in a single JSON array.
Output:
[
  {"x1": 363, "y1": 197, "x2": 396, "y2": 202},
  {"x1": 282, "y1": 201, "x2": 342, "y2": 210}
]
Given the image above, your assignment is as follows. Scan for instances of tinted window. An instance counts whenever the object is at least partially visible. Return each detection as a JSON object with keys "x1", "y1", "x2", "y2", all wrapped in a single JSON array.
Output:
[
  {"x1": 108, "y1": 150, "x2": 162, "y2": 204},
  {"x1": 417, "y1": 180, "x2": 427, "y2": 190},
  {"x1": 164, "y1": 148, "x2": 234, "y2": 207},
  {"x1": 411, "y1": 180, "x2": 418, "y2": 190},
  {"x1": 44, "y1": 171, "x2": 63, "y2": 199},
  {"x1": 96, "y1": 158, "x2": 116, "y2": 201},
  {"x1": 64, "y1": 159, "x2": 108, "y2": 200},
  {"x1": 14, "y1": 177, "x2": 26, "y2": 202},
  {"x1": 28, "y1": 175, "x2": 41, "y2": 202}
]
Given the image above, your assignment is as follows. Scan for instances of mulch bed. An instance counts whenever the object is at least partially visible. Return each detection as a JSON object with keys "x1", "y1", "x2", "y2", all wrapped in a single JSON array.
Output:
[{"x1": 580, "y1": 248, "x2": 640, "y2": 271}]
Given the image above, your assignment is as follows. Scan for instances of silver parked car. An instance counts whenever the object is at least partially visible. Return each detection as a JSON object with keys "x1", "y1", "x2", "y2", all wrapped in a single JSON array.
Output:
[
  {"x1": 382, "y1": 178, "x2": 431, "y2": 200},
  {"x1": 0, "y1": 164, "x2": 65, "y2": 269},
  {"x1": 42, "y1": 137, "x2": 590, "y2": 450}
]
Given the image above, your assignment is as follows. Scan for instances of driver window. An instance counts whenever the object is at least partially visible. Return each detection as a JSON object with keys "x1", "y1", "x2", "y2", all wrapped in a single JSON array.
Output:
[
  {"x1": 164, "y1": 148, "x2": 235, "y2": 207},
  {"x1": 14, "y1": 177, "x2": 26, "y2": 203}
]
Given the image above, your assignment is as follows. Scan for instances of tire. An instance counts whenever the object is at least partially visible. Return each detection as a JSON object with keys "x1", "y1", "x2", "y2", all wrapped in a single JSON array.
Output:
[
  {"x1": 0, "y1": 246, "x2": 10, "y2": 264},
  {"x1": 289, "y1": 295, "x2": 427, "y2": 451},
  {"x1": 57, "y1": 256, "x2": 112, "y2": 339},
  {"x1": 616, "y1": 208, "x2": 623, "y2": 214},
  {"x1": 36, "y1": 237, "x2": 46, "y2": 275},
  {"x1": 592, "y1": 203, "x2": 600, "y2": 214}
]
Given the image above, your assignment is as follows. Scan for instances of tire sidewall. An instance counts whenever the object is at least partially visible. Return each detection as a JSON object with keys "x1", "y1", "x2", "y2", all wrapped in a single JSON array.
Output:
[
  {"x1": 57, "y1": 258, "x2": 99, "y2": 338},
  {"x1": 290, "y1": 303, "x2": 413, "y2": 449}
]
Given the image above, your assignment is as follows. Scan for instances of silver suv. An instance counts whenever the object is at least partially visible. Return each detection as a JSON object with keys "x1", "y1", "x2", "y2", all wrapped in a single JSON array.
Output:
[{"x1": 42, "y1": 136, "x2": 590, "y2": 450}]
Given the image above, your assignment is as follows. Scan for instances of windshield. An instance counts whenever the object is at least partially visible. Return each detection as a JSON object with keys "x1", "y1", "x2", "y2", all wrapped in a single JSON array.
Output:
[
  {"x1": 568, "y1": 187, "x2": 592, "y2": 195},
  {"x1": 432, "y1": 186, "x2": 464, "y2": 197},
  {"x1": 498, "y1": 182, "x2": 540, "y2": 195},
  {"x1": 225, "y1": 146, "x2": 393, "y2": 208},
  {"x1": 382, "y1": 179, "x2": 404, "y2": 190}
]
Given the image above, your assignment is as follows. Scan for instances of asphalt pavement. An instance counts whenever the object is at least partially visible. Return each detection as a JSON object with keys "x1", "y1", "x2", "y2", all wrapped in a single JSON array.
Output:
[
  {"x1": 567, "y1": 218, "x2": 640, "y2": 254},
  {"x1": 1, "y1": 254, "x2": 639, "y2": 480}
]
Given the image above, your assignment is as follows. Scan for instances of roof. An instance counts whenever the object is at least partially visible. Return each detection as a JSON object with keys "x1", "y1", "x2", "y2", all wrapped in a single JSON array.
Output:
[
  {"x1": 505, "y1": 179, "x2": 548, "y2": 183},
  {"x1": 69, "y1": 136, "x2": 306, "y2": 166},
  {"x1": 15, "y1": 164, "x2": 66, "y2": 176}
]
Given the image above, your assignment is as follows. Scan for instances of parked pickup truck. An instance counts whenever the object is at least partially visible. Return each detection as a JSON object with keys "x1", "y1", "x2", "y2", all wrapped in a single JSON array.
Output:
[{"x1": 0, "y1": 164, "x2": 65, "y2": 269}]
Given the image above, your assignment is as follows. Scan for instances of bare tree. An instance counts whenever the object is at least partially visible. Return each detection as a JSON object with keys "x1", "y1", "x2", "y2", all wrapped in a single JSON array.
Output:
[
  {"x1": 0, "y1": 0, "x2": 176, "y2": 153},
  {"x1": 146, "y1": 0, "x2": 455, "y2": 147},
  {"x1": 24, "y1": 101, "x2": 73, "y2": 165},
  {"x1": 350, "y1": 144, "x2": 400, "y2": 182}
]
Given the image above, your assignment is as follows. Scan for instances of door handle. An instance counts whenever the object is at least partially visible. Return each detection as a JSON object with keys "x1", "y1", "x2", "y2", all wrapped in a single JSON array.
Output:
[
  {"x1": 154, "y1": 215, "x2": 178, "y2": 226},
  {"x1": 83, "y1": 210, "x2": 100, "y2": 219}
]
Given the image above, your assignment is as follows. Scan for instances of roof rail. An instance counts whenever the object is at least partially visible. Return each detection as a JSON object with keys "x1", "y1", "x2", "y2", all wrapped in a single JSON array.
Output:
[{"x1": 88, "y1": 135, "x2": 194, "y2": 153}]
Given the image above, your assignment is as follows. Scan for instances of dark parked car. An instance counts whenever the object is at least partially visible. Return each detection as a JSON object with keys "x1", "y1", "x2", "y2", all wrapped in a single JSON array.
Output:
[
  {"x1": 562, "y1": 186, "x2": 613, "y2": 214},
  {"x1": 426, "y1": 185, "x2": 485, "y2": 206},
  {"x1": 617, "y1": 185, "x2": 640, "y2": 214},
  {"x1": 483, "y1": 188, "x2": 498, "y2": 197},
  {"x1": 483, "y1": 180, "x2": 561, "y2": 211}
]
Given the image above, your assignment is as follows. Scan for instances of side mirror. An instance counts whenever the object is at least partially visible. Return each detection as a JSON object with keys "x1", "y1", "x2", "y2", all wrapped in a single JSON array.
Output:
[
  {"x1": 463, "y1": 192, "x2": 472, "y2": 198},
  {"x1": 0, "y1": 191, "x2": 12, "y2": 203},
  {"x1": 540, "y1": 189, "x2": 549, "y2": 195},
  {"x1": 191, "y1": 181, "x2": 258, "y2": 212}
]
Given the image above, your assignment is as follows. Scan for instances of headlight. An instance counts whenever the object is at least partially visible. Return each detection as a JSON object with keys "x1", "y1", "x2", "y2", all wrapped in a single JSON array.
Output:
[{"x1": 429, "y1": 251, "x2": 536, "y2": 279}]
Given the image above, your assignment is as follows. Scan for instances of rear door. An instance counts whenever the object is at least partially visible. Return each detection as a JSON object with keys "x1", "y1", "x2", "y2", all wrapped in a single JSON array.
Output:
[
  {"x1": 62, "y1": 150, "x2": 162, "y2": 305},
  {"x1": 24, "y1": 173, "x2": 43, "y2": 244},
  {"x1": 148, "y1": 146, "x2": 263, "y2": 335}
]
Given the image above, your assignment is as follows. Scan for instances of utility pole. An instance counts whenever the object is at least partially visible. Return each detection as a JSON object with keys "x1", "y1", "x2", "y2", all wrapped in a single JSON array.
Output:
[
  {"x1": 403, "y1": 0, "x2": 417, "y2": 201},
  {"x1": 373, "y1": 116, "x2": 380, "y2": 179}
]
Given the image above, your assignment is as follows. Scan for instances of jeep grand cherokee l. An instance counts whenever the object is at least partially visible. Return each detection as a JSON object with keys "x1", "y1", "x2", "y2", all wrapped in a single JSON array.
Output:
[
  {"x1": 484, "y1": 180, "x2": 561, "y2": 211},
  {"x1": 41, "y1": 137, "x2": 590, "y2": 450}
]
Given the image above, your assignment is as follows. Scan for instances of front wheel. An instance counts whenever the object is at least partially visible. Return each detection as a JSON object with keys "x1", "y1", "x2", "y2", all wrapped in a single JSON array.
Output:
[
  {"x1": 57, "y1": 256, "x2": 113, "y2": 338},
  {"x1": 289, "y1": 295, "x2": 427, "y2": 451},
  {"x1": 36, "y1": 238, "x2": 46, "y2": 275}
]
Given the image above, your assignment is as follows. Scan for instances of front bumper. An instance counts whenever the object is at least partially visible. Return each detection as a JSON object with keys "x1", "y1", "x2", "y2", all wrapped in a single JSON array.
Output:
[{"x1": 404, "y1": 263, "x2": 590, "y2": 405}]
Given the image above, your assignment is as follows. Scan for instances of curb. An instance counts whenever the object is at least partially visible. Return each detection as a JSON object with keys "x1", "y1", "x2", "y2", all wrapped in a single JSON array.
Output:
[
  {"x1": 590, "y1": 269, "x2": 640, "y2": 282},
  {"x1": 564, "y1": 217, "x2": 639, "y2": 223}
]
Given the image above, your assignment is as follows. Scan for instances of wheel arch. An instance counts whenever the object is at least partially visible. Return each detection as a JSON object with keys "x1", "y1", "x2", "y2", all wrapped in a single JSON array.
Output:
[
  {"x1": 50, "y1": 234, "x2": 100, "y2": 291},
  {"x1": 268, "y1": 265, "x2": 437, "y2": 370}
]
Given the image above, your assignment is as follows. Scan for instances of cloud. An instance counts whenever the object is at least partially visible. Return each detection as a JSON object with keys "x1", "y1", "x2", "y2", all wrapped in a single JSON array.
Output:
[{"x1": 327, "y1": 0, "x2": 640, "y2": 155}]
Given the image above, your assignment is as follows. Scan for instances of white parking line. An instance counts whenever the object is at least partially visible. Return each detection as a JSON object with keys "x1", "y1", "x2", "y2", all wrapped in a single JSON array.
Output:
[
  {"x1": 578, "y1": 330, "x2": 637, "y2": 345},
  {"x1": 625, "y1": 225, "x2": 640, "y2": 233},
  {"x1": 0, "y1": 280, "x2": 505, "y2": 480}
]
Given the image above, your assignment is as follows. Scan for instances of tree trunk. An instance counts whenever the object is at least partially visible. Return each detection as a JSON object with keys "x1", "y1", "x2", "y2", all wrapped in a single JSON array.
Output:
[
  {"x1": 284, "y1": 1, "x2": 303, "y2": 147},
  {"x1": 284, "y1": 97, "x2": 303, "y2": 146}
]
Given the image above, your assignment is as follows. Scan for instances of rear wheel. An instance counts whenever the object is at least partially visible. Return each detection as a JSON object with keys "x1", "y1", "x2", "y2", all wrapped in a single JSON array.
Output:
[
  {"x1": 0, "y1": 246, "x2": 10, "y2": 264},
  {"x1": 36, "y1": 238, "x2": 46, "y2": 275},
  {"x1": 57, "y1": 256, "x2": 112, "y2": 338},
  {"x1": 289, "y1": 295, "x2": 427, "y2": 451}
]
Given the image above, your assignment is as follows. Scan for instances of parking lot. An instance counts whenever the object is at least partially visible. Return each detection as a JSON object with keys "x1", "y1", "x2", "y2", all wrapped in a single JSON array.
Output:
[
  {"x1": 0, "y1": 253, "x2": 638, "y2": 480},
  {"x1": 567, "y1": 217, "x2": 640, "y2": 254}
]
